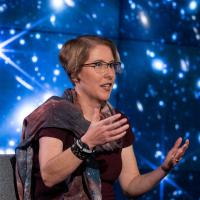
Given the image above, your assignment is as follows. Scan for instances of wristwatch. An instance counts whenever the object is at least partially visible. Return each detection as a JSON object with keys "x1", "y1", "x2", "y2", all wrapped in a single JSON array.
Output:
[{"x1": 76, "y1": 139, "x2": 94, "y2": 154}]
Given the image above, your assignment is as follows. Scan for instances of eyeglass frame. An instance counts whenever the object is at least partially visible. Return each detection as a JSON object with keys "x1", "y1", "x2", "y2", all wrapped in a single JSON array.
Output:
[{"x1": 80, "y1": 60, "x2": 122, "y2": 73}]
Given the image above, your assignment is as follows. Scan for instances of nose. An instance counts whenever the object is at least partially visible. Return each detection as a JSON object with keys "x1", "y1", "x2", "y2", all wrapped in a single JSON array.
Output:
[{"x1": 103, "y1": 67, "x2": 115, "y2": 80}]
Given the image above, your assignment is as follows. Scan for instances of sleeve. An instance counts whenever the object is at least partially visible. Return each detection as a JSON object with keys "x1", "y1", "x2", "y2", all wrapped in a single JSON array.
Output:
[
  {"x1": 115, "y1": 110, "x2": 135, "y2": 148},
  {"x1": 38, "y1": 127, "x2": 74, "y2": 149},
  {"x1": 122, "y1": 123, "x2": 134, "y2": 148}
]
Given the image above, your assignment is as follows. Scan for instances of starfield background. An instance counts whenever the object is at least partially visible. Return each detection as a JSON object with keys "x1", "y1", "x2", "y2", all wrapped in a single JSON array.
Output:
[{"x1": 0, "y1": 0, "x2": 199, "y2": 199}]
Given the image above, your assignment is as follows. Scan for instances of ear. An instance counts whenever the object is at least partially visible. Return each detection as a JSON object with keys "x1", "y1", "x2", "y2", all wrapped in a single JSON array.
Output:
[{"x1": 71, "y1": 73, "x2": 80, "y2": 84}]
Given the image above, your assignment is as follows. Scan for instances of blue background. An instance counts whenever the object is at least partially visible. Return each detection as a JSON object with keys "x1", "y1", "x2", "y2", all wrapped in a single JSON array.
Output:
[{"x1": 0, "y1": 0, "x2": 200, "y2": 199}]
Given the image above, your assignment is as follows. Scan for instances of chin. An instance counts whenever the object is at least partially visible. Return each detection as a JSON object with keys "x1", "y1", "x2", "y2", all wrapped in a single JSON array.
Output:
[{"x1": 99, "y1": 93, "x2": 111, "y2": 102}]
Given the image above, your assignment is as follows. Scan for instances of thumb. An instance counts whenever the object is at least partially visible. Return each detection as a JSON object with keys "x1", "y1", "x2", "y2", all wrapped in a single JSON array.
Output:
[{"x1": 91, "y1": 107, "x2": 100, "y2": 122}]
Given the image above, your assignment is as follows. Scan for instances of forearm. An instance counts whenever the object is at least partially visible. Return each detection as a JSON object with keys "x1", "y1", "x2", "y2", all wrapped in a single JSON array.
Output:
[
  {"x1": 40, "y1": 147, "x2": 83, "y2": 187},
  {"x1": 125, "y1": 166, "x2": 167, "y2": 197}
]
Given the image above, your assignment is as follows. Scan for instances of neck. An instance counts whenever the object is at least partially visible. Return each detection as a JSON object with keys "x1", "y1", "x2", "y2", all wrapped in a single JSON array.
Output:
[{"x1": 75, "y1": 89, "x2": 102, "y2": 121}]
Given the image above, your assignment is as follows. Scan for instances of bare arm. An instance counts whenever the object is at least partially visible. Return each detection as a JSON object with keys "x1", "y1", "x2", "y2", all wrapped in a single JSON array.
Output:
[
  {"x1": 119, "y1": 146, "x2": 166, "y2": 197},
  {"x1": 39, "y1": 137, "x2": 82, "y2": 187},
  {"x1": 119, "y1": 138, "x2": 189, "y2": 197}
]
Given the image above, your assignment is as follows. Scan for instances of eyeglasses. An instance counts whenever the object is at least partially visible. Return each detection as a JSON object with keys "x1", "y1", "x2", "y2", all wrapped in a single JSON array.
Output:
[{"x1": 81, "y1": 61, "x2": 122, "y2": 74}]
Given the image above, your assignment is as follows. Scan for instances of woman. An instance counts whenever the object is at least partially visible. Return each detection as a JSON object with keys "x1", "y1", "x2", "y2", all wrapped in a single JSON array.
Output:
[{"x1": 15, "y1": 35, "x2": 189, "y2": 200}]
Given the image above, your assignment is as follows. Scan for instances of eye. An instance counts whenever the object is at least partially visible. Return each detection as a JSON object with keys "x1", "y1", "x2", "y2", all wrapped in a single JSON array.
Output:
[
  {"x1": 94, "y1": 62, "x2": 103, "y2": 67},
  {"x1": 109, "y1": 62, "x2": 115, "y2": 68}
]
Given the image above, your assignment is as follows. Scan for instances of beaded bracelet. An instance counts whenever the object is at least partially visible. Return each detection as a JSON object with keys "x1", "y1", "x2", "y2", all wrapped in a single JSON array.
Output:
[{"x1": 71, "y1": 139, "x2": 94, "y2": 160}]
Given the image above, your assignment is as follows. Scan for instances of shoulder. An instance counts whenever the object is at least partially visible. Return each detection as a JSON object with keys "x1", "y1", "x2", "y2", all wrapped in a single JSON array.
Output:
[{"x1": 25, "y1": 95, "x2": 72, "y2": 122}]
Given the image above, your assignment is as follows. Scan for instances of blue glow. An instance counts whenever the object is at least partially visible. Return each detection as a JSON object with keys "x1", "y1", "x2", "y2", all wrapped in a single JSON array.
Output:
[
  {"x1": 64, "y1": 0, "x2": 75, "y2": 7},
  {"x1": 185, "y1": 132, "x2": 190, "y2": 139},
  {"x1": 113, "y1": 83, "x2": 118, "y2": 90},
  {"x1": 162, "y1": 68, "x2": 167, "y2": 74},
  {"x1": 139, "y1": 11, "x2": 149, "y2": 27},
  {"x1": 35, "y1": 33, "x2": 41, "y2": 39},
  {"x1": 54, "y1": 69, "x2": 60, "y2": 76},
  {"x1": 193, "y1": 156, "x2": 197, "y2": 161},
  {"x1": 0, "y1": 4, "x2": 7, "y2": 12},
  {"x1": 19, "y1": 39, "x2": 25, "y2": 45},
  {"x1": 8, "y1": 140, "x2": 15, "y2": 147},
  {"x1": 96, "y1": 30, "x2": 102, "y2": 35},
  {"x1": 180, "y1": 59, "x2": 189, "y2": 72},
  {"x1": 159, "y1": 100, "x2": 165, "y2": 107},
  {"x1": 92, "y1": 13, "x2": 97, "y2": 18},
  {"x1": 198, "y1": 133, "x2": 200, "y2": 143},
  {"x1": 130, "y1": 1, "x2": 136, "y2": 10},
  {"x1": 189, "y1": 1, "x2": 198, "y2": 10},
  {"x1": 57, "y1": 43, "x2": 62, "y2": 49},
  {"x1": 175, "y1": 124, "x2": 180, "y2": 130},
  {"x1": 172, "y1": 2, "x2": 177, "y2": 8},
  {"x1": 155, "y1": 150, "x2": 164, "y2": 159},
  {"x1": 152, "y1": 58, "x2": 167, "y2": 71},
  {"x1": 17, "y1": 96, "x2": 21, "y2": 101},
  {"x1": 51, "y1": 0, "x2": 64, "y2": 11},
  {"x1": 50, "y1": 15, "x2": 56, "y2": 24},
  {"x1": 136, "y1": 101, "x2": 144, "y2": 112},
  {"x1": 26, "y1": 23, "x2": 31, "y2": 29},
  {"x1": 197, "y1": 79, "x2": 200, "y2": 88},
  {"x1": 178, "y1": 72, "x2": 184, "y2": 79},
  {"x1": 10, "y1": 29, "x2": 15, "y2": 35},
  {"x1": 146, "y1": 49, "x2": 155, "y2": 58},
  {"x1": 180, "y1": 9, "x2": 185, "y2": 15},
  {"x1": 172, "y1": 32, "x2": 177, "y2": 41},
  {"x1": 123, "y1": 51, "x2": 128, "y2": 57},
  {"x1": 32, "y1": 55, "x2": 38, "y2": 63}
]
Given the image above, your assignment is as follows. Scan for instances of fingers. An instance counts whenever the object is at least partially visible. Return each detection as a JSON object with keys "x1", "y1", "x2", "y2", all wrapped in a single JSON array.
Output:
[
  {"x1": 182, "y1": 139, "x2": 189, "y2": 151},
  {"x1": 106, "y1": 117, "x2": 128, "y2": 130},
  {"x1": 174, "y1": 139, "x2": 189, "y2": 159},
  {"x1": 185, "y1": 139, "x2": 190, "y2": 146},
  {"x1": 109, "y1": 124, "x2": 129, "y2": 136},
  {"x1": 169, "y1": 138, "x2": 189, "y2": 166},
  {"x1": 100, "y1": 113, "x2": 122, "y2": 125},
  {"x1": 106, "y1": 131, "x2": 127, "y2": 142},
  {"x1": 173, "y1": 137, "x2": 182, "y2": 149}
]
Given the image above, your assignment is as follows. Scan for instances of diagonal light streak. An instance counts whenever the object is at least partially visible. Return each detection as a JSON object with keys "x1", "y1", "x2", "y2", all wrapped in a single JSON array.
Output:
[
  {"x1": 0, "y1": 16, "x2": 50, "y2": 90},
  {"x1": 160, "y1": 181, "x2": 164, "y2": 200},
  {"x1": 0, "y1": 51, "x2": 43, "y2": 89},
  {"x1": 0, "y1": 48, "x2": 15, "y2": 53},
  {"x1": 0, "y1": 16, "x2": 49, "y2": 49},
  {"x1": 15, "y1": 76, "x2": 34, "y2": 91}
]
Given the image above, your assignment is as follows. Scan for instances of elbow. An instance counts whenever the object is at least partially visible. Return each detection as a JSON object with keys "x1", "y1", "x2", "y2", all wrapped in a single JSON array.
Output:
[
  {"x1": 40, "y1": 168, "x2": 57, "y2": 188},
  {"x1": 123, "y1": 189, "x2": 141, "y2": 199},
  {"x1": 40, "y1": 167, "x2": 71, "y2": 188},
  {"x1": 43, "y1": 178, "x2": 55, "y2": 188},
  {"x1": 122, "y1": 175, "x2": 141, "y2": 198},
  {"x1": 122, "y1": 188, "x2": 135, "y2": 198}
]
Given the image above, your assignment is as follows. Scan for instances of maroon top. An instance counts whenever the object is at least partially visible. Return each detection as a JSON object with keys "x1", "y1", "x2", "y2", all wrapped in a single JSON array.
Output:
[{"x1": 32, "y1": 116, "x2": 134, "y2": 200}]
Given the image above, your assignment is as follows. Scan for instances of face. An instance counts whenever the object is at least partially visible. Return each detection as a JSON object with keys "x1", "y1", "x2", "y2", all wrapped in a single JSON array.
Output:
[{"x1": 75, "y1": 45, "x2": 116, "y2": 104}]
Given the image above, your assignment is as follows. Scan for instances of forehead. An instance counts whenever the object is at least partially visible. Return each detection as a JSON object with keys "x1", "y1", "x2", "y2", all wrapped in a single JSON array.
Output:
[{"x1": 86, "y1": 45, "x2": 114, "y2": 62}]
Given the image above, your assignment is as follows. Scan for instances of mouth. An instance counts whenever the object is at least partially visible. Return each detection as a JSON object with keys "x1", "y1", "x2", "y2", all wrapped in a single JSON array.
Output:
[{"x1": 100, "y1": 83, "x2": 113, "y2": 91}]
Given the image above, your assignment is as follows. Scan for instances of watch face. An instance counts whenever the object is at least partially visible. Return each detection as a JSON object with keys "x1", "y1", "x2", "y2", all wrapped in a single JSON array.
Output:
[
  {"x1": 78, "y1": 139, "x2": 93, "y2": 153},
  {"x1": 79, "y1": 139, "x2": 88, "y2": 149}
]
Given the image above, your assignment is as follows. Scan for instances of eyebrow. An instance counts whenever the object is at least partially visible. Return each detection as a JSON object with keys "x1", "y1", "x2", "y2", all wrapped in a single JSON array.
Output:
[{"x1": 91, "y1": 59, "x2": 115, "y2": 63}]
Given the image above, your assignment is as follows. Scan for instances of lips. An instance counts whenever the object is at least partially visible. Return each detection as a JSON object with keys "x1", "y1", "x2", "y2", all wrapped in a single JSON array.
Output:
[{"x1": 100, "y1": 83, "x2": 113, "y2": 91}]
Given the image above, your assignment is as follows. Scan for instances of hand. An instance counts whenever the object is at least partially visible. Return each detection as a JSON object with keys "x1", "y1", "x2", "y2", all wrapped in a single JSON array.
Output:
[
  {"x1": 161, "y1": 137, "x2": 189, "y2": 171},
  {"x1": 81, "y1": 108, "x2": 129, "y2": 149}
]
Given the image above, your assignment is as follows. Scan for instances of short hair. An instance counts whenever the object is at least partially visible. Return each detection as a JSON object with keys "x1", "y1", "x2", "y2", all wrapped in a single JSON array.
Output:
[{"x1": 59, "y1": 35, "x2": 120, "y2": 84}]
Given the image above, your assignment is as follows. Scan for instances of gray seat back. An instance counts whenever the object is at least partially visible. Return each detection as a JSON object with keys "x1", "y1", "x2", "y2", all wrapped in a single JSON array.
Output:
[{"x1": 0, "y1": 155, "x2": 17, "y2": 200}]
